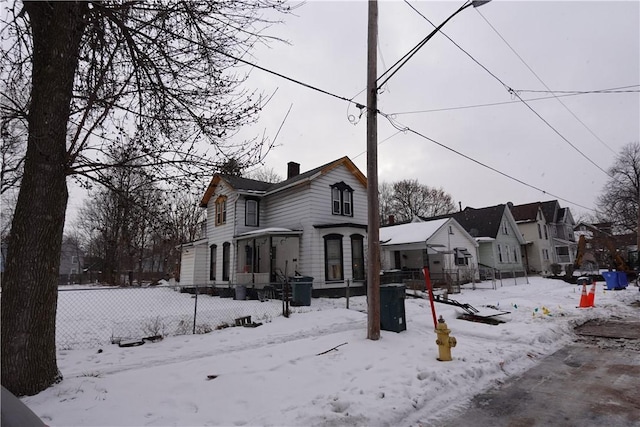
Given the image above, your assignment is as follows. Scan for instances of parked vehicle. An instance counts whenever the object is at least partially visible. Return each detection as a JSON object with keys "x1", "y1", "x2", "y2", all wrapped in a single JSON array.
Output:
[{"x1": 1, "y1": 386, "x2": 47, "y2": 427}]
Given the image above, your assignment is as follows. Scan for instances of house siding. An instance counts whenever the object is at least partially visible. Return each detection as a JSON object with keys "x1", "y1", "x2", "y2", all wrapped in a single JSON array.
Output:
[
  {"x1": 206, "y1": 182, "x2": 237, "y2": 284},
  {"x1": 307, "y1": 167, "x2": 368, "y2": 289},
  {"x1": 181, "y1": 158, "x2": 369, "y2": 293}
]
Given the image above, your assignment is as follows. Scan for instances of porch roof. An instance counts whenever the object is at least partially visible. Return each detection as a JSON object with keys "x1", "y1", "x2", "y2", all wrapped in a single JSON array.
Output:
[{"x1": 234, "y1": 227, "x2": 302, "y2": 240}]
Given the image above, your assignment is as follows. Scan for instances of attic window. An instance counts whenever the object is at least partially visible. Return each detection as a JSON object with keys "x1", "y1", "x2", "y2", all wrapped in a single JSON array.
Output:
[
  {"x1": 502, "y1": 221, "x2": 509, "y2": 235},
  {"x1": 330, "y1": 182, "x2": 353, "y2": 217}
]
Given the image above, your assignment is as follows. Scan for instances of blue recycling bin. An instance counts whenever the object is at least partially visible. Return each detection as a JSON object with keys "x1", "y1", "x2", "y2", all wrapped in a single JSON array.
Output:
[
  {"x1": 602, "y1": 271, "x2": 628, "y2": 290},
  {"x1": 617, "y1": 272, "x2": 628, "y2": 289}
]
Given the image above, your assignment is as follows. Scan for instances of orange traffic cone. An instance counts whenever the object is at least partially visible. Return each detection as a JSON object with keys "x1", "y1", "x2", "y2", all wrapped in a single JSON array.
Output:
[
  {"x1": 578, "y1": 284, "x2": 590, "y2": 308},
  {"x1": 587, "y1": 281, "x2": 596, "y2": 307}
]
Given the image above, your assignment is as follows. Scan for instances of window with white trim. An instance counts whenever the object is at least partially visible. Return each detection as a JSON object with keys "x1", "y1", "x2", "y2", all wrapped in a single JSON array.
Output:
[
  {"x1": 502, "y1": 221, "x2": 509, "y2": 235},
  {"x1": 351, "y1": 234, "x2": 365, "y2": 281},
  {"x1": 330, "y1": 182, "x2": 353, "y2": 217},
  {"x1": 245, "y1": 199, "x2": 258, "y2": 227},
  {"x1": 324, "y1": 234, "x2": 344, "y2": 281},
  {"x1": 222, "y1": 242, "x2": 230, "y2": 281},
  {"x1": 497, "y1": 244, "x2": 503, "y2": 263},
  {"x1": 215, "y1": 196, "x2": 227, "y2": 225},
  {"x1": 209, "y1": 244, "x2": 217, "y2": 280},
  {"x1": 454, "y1": 248, "x2": 470, "y2": 266}
]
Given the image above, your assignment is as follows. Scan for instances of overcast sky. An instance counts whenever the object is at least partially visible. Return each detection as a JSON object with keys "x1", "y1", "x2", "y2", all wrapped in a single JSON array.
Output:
[
  {"x1": 64, "y1": 1, "x2": 639, "y2": 229},
  {"x1": 235, "y1": 0, "x2": 639, "y2": 220}
]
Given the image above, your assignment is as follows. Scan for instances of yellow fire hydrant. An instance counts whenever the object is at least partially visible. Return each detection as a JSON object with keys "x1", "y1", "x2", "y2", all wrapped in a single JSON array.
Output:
[{"x1": 435, "y1": 315, "x2": 456, "y2": 361}]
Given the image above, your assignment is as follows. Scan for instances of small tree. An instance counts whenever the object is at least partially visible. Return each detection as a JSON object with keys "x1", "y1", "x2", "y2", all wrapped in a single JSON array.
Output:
[
  {"x1": 597, "y1": 142, "x2": 640, "y2": 251},
  {"x1": 1, "y1": 1, "x2": 289, "y2": 396}
]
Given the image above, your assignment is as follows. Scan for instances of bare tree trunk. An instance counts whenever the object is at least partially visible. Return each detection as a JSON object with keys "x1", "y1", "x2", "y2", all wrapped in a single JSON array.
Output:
[{"x1": 1, "y1": 2, "x2": 87, "y2": 396}]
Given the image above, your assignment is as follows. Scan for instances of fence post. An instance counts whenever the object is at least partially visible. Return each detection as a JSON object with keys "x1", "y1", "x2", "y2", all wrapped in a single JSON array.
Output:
[
  {"x1": 192, "y1": 284, "x2": 199, "y2": 334},
  {"x1": 346, "y1": 279, "x2": 350, "y2": 309},
  {"x1": 513, "y1": 269, "x2": 517, "y2": 285}
]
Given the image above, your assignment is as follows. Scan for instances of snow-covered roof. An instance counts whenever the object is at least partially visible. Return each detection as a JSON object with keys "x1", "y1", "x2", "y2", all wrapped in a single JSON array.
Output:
[{"x1": 380, "y1": 218, "x2": 449, "y2": 246}]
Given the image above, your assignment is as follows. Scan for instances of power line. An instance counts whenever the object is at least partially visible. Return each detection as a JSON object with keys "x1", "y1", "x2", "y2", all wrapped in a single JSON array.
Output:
[
  {"x1": 377, "y1": 111, "x2": 598, "y2": 213},
  {"x1": 214, "y1": 35, "x2": 600, "y2": 212},
  {"x1": 352, "y1": 130, "x2": 404, "y2": 161},
  {"x1": 475, "y1": 8, "x2": 628, "y2": 154},
  {"x1": 390, "y1": 92, "x2": 587, "y2": 115},
  {"x1": 513, "y1": 88, "x2": 639, "y2": 95},
  {"x1": 402, "y1": 0, "x2": 616, "y2": 181},
  {"x1": 389, "y1": 85, "x2": 639, "y2": 115},
  {"x1": 156, "y1": 19, "x2": 601, "y2": 212},
  {"x1": 376, "y1": 0, "x2": 473, "y2": 90}
]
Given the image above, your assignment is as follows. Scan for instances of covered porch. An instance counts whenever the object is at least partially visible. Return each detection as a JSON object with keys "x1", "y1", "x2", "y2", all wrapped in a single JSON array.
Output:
[{"x1": 234, "y1": 228, "x2": 302, "y2": 287}]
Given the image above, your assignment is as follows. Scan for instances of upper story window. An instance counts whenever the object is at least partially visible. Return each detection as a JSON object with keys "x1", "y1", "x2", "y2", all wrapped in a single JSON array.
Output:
[
  {"x1": 215, "y1": 196, "x2": 227, "y2": 225},
  {"x1": 537, "y1": 223, "x2": 542, "y2": 239},
  {"x1": 330, "y1": 182, "x2": 353, "y2": 217},
  {"x1": 502, "y1": 221, "x2": 509, "y2": 235},
  {"x1": 544, "y1": 225, "x2": 548, "y2": 240},
  {"x1": 245, "y1": 199, "x2": 259, "y2": 227}
]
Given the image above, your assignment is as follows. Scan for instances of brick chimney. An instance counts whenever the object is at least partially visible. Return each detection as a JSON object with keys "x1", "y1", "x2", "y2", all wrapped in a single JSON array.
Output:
[{"x1": 287, "y1": 161, "x2": 300, "y2": 179}]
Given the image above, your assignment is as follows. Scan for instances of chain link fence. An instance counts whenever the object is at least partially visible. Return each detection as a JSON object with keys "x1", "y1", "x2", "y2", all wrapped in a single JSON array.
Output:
[{"x1": 56, "y1": 284, "x2": 285, "y2": 350}]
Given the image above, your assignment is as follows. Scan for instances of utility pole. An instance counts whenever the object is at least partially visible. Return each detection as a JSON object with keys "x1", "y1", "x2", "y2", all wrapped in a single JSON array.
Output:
[{"x1": 366, "y1": 0, "x2": 380, "y2": 340}]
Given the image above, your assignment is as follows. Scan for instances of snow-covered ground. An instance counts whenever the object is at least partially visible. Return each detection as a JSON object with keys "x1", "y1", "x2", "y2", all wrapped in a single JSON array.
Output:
[{"x1": 25, "y1": 276, "x2": 639, "y2": 427}]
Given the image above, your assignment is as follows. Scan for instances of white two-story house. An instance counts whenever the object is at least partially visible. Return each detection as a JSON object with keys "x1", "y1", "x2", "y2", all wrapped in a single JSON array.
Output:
[
  {"x1": 180, "y1": 156, "x2": 368, "y2": 296},
  {"x1": 540, "y1": 200, "x2": 577, "y2": 272},
  {"x1": 510, "y1": 201, "x2": 555, "y2": 275}
]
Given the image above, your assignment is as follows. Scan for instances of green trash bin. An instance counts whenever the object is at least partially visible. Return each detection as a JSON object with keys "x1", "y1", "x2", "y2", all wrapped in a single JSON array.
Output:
[
  {"x1": 380, "y1": 284, "x2": 406, "y2": 332},
  {"x1": 289, "y1": 276, "x2": 313, "y2": 306}
]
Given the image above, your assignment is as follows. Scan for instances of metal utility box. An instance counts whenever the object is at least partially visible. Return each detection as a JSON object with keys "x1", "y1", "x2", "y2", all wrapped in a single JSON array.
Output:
[
  {"x1": 289, "y1": 276, "x2": 313, "y2": 306},
  {"x1": 380, "y1": 284, "x2": 406, "y2": 332}
]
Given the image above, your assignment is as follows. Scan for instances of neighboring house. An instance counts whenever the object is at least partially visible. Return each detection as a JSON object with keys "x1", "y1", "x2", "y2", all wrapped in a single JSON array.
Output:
[
  {"x1": 180, "y1": 157, "x2": 368, "y2": 296},
  {"x1": 510, "y1": 202, "x2": 555, "y2": 275},
  {"x1": 540, "y1": 200, "x2": 577, "y2": 271},
  {"x1": 422, "y1": 204, "x2": 527, "y2": 276},
  {"x1": 59, "y1": 238, "x2": 84, "y2": 285},
  {"x1": 379, "y1": 217, "x2": 479, "y2": 284}
]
